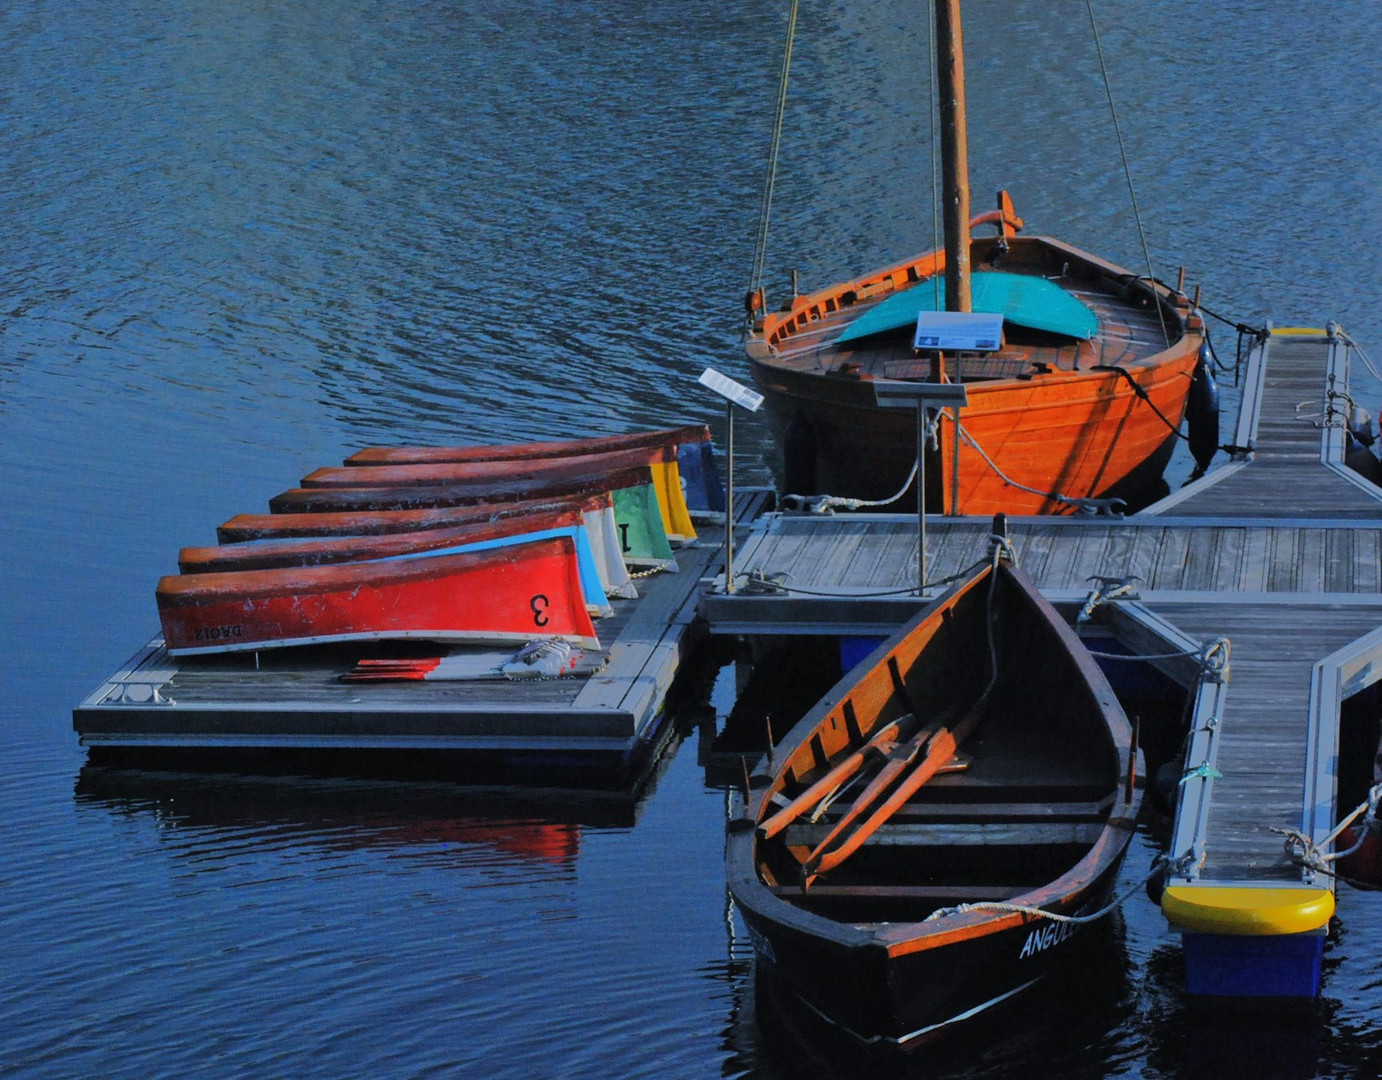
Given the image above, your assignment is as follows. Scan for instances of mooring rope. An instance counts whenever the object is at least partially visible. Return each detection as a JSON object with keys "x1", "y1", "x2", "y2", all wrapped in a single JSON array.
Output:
[
  {"x1": 1276, "y1": 782, "x2": 1382, "y2": 876},
  {"x1": 732, "y1": 555, "x2": 992, "y2": 599},
  {"x1": 786, "y1": 460, "x2": 919, "y2": 514},
  {"x1": 924, "y1": 856, "x2": 1167, "y2": 926}
]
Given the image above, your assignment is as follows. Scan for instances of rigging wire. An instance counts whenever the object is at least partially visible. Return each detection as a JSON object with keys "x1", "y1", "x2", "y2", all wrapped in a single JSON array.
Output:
[
  {"x1": 746, "y1": 0, "x2": 801, "y2": 311},
  {"x1": 926, "y1": 0, "x2": 943, "y2": 311},
  {"x1": 1085, "y1": 0, "x2": 1170, "y2": 348}
]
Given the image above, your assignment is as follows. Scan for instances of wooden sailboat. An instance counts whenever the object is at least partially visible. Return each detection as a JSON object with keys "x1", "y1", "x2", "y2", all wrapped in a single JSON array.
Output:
[
  {"x1": 726, "y1": 534, "x2": 1142, "y2": 1045},
  {"x1": 745, "y1": 2, "x2": 1208, "y2": 515}
]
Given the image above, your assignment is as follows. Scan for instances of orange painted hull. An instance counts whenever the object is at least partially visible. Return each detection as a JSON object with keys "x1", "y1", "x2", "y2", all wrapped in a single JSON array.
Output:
[{"x1": 747, "y1": 230, "x2": 1206, "y2": 514}]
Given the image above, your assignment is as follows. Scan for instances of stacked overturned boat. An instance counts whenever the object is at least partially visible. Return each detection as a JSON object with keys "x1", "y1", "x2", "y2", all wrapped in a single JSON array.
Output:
[{"x1": 153, "y1": 425, "x2": 722, "y2": 662}]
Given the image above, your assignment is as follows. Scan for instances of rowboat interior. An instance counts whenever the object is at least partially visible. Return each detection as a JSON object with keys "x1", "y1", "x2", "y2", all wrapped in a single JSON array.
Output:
[{"x1": 752, "y1": 564, "x2": 1124, "y2": 927}]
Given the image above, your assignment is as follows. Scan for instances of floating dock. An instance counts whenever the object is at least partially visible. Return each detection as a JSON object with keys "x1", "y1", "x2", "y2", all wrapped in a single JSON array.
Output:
[
  {"x1": 702, "y1": 327, "x2": 1382, "y2": 999},
  {"x1": 73, "y1": 496, "x2": 768, "y2": 788}
]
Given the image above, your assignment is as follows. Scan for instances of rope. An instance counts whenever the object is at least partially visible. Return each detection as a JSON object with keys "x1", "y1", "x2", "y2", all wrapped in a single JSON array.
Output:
[
  {"x1": 1276, "y1": 782, "x2": 1382, "y2": 875},
  {"x1": 746, "y1": 0, "x2": 800, "y2": 311},
  {"x1": 925, "y1": 856, "x2": 1166, "y2": 926},
  {"x1": 1086, "y1": 0, "x2": 1168, "y2": 348},
  {"x1": 1092, "y1": 363, "x2": 1189, "y2": 442},
  {"x1": 1083, "y1": 636, "x2": 1231, "y2": 679},
  {"x1": 733, "y1": 555, "x2": 992, "y2": 599},
  {"x1": 948, "y1": 419, "x2": 1123, "y2": 515},
  {"x1": 784, "y1": 460, "x2": 919, "y2": 514}
]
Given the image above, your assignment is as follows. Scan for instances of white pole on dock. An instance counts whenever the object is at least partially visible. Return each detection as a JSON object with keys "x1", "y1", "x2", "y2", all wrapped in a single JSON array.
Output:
[
  {"x1": 697, "y1": 368, "x2": 764, "y2": 594},
  {"x1": 874, "y1": 379, "x2": 968, "y2": 595}
]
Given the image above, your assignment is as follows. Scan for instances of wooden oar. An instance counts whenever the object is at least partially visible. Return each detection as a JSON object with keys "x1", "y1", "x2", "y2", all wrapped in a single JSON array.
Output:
[
  {"x1": 757, "y1": 713, "x2": 921, "y2": 842},
  {"x1": 804, "y1": 728, "x2": 959, "y2": 883},
  {"x1": 801, "y1": 700, "x2": 986, "y2": 884},
  {"x1": 800, "y1": 722, "x2": 943, "y2": 876}
]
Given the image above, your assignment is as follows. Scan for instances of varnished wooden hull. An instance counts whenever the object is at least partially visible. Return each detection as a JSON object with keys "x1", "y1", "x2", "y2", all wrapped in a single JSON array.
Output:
[
  {"x1": 157, "y1": 535, "x2": 600, "y2": 655},
  {"x1": 216, "y1": 495, "x2": 601, "y2": 543},
  {"x1": 726, "y1": 557, "x2": 1142, "y2": 1045},
  {"x1": 181, "y1": 507, "x2": 589, "y2": 573},
  {"x1": 266, "y1": 463, "x2": 653, "y2": 514},
  {"x1": 344, "y1": 424, "x2": 710, "y2": 466},
  {"x1": 747, "y1": 232, "x2": 1205, "y2": 514}
]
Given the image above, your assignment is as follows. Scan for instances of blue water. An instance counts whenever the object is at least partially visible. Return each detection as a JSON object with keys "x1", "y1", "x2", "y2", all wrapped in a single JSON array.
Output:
[{"x1": 4, "y1": 1, "x2": 1382, "y2": 1076}]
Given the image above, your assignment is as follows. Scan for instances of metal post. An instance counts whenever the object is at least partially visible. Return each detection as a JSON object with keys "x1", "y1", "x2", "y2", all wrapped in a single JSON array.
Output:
[
  {"x1": 917, "y1": 399, "x2": 928, "y2": 595},
  {"x1": 725, "y1": 401, "x2": 736, "y2": 593},
  {"x1": 949, "y1": 404, "x2": 962, "y2": 515}
]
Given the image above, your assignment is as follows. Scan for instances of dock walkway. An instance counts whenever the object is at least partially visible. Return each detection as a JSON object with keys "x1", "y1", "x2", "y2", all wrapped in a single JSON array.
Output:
[{"x1": 702, "y1": 327, "x2": 1382, "y2": 995}]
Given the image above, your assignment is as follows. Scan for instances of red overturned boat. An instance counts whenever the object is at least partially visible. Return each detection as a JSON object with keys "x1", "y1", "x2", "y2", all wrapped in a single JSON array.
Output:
[
  {"x1": 727, "y1": 533, "x2": 1142, "y2": 1046},
  {"x1": 157, "y1": 534, "x2": 600, "y2": 656}
]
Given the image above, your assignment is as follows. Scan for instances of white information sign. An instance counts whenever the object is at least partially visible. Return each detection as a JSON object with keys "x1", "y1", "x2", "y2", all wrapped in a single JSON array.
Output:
[
  {"x1": 913, "y1": 310, "x2": 1004, "y2": 352},
  {"x1": 698, "y1": 368, "x2": 764, "y2": 412}
]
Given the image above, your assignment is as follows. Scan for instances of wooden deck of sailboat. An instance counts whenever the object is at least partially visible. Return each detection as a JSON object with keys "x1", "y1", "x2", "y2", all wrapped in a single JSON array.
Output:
[{"x1": 704, "y1": 328, "x2": 1382, "y2": 960}]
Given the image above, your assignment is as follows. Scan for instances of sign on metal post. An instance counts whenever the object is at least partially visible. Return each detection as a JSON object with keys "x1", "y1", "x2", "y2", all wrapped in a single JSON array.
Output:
[
  {"x1": 872, "y1": 380, "x2": 969, "y2": 595},
  {"x1": 698, "y1": 368, "x2": 762, "y2": 594}
]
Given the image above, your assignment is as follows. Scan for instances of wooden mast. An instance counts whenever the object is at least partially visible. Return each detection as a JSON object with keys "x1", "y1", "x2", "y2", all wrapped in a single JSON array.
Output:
[{"x1": 935, "y1": 0, "x2": 972, "y2": 313}]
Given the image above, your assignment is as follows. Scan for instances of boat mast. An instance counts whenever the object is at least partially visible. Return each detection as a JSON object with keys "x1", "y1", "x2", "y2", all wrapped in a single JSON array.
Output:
[{"x1": 935, "y1": 0, "x2": 971, "y2": 313}]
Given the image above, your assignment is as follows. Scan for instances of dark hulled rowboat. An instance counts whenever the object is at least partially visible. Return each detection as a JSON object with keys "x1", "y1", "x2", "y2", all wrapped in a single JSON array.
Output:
[
  {"x1": 299, "y1": 444, "x2": 697, "y2": 543},
  {"x1": 157, "y1": 534, "x2": 601, "y2": 656},
  {"x1": 266, "y1": 464, "x2": 653, "y2": 514},
  {"x1": 726, "y1": 543, "x2": 1142, "y2": 1046}
]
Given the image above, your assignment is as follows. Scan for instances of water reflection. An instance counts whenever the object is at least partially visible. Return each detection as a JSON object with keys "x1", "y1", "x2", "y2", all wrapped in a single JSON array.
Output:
[
  {"x1": 739, "y1": 916, "x2": 1137, "y2": 1080},
  {"x1": 72, "y1": 766, "x2": 645, "y2": 871}
]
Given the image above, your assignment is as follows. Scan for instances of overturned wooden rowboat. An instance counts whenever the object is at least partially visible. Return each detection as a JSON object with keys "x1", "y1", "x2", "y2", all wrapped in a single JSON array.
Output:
[
  {"x1": 344, "y1": 423, "x2": 709, "y2": 467},
  {"x1": 267, "y1": 462, "x2": 687, "y2": 562},
  {"x1": 301, "y1": 444, "x2": 698, "y2": 545},
  {"x1": 727, "y1": 534, "x2": 1142, "y2": 1046},
  {"x1": 157, "y1": 534, "x2": 601, "y2": 656},
  {"x1": 178, "y1": 511, "x2": 622, "y2": 616},
  {"x1": 343, "y1": 423, "x2": 724, "y2": 520},
  {"x1": 216, "y1": 495, "x2": 594, "y2": 543},
  {"x1": 183, "y1": 504, "x2": 636, "y2": 599}
]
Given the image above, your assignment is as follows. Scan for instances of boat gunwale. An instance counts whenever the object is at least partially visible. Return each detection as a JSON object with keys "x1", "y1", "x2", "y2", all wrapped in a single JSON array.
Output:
[{"x1": 751, "y1": 232, "x2": 1201, "y2": 373}]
